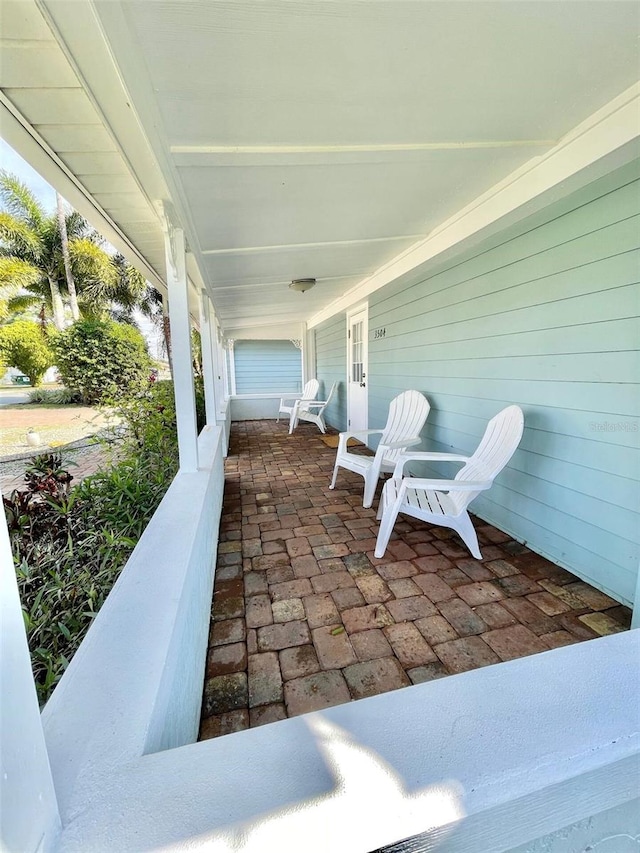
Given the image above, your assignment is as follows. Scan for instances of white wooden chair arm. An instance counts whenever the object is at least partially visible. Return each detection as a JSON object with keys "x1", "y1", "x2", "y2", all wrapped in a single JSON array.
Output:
[
  {"x1": 302, "y1": 399, "x2": 328, "y2": 408},
  {"x1": 344, "y1": 428, "x2": 384, "y2": 439},
  {"x1": 280, "y1": 395, "x2": 304, "y2": 404},
  {"x1": 337, "y1": 428, "x2": 383, "y2": 450},
  {"x1": 392, "y1": 451, "x2": 470, "y2": 477},
  {"x1": 398, "y1": 477, "x2": 492, "y2": 494},
  {"x1": 379, "y1": 437, "x2": 422, "y2": 451},
  {"x1": 398, "y1": 451, "x2": 470, "y2": 462}
]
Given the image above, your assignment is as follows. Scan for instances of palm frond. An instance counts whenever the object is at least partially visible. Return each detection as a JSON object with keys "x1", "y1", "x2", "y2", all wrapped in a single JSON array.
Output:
[
  {"x1": 65, "y1": 209, "x2": 90, "y2": 240},
  {"x1": 109, "y1": 307, "x2": 140, "y2": 327},
  {"x1": 0, "y1": 171, "x2": 45, "y2": 229},
  {"x1": 0, "y1": 256, "x2": 43, "y2": 290},
  {"x1": 69, "y1": 238, "x2": 118, "y2": 291},
  {"x1": 0, "y1": 211, "x2": 41, "y2": 258},
  {"x1": 6, "y1": 292, "x2": 45, "y2": 313}
]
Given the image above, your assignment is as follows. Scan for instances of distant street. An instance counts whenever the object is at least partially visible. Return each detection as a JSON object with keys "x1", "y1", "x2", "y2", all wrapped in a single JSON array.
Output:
[{"x1": 0, "y1": 388, "x2": 30, "y2": 407}]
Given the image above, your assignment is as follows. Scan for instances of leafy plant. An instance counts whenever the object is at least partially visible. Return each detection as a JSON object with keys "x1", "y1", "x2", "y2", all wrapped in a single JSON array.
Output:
[
  {"x1": 4, "y1": 381, "x2": 187, "y2": 705},
  {"x1": 0, "y1": 319, "x2": 54, "y2": 385},
  {"x1": 52, "y1": 319, "x2": 151, "y2": 404},
  {"x1": 28, "y1": 387, "x2": 83, "y2": 405}
]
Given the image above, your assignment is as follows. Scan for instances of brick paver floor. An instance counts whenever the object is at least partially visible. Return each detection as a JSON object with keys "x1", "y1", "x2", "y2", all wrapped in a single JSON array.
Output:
[{"x1": 199, "y1": 419, "x2": 631, "y2": 740}]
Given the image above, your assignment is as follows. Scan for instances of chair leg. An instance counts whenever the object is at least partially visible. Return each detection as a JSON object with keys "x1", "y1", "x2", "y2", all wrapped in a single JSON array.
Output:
[
  {"x1": 329, "y1": 461, "x2": 340, "y2": 490},
  {"x1": 362, "y1": 470, "x2": 378, "y2": 509},
  {"x1": 452, "y1": 513, "x2": 482, "y2": 559},
  {"x1": 318, "y1": 416, "x2": 326, "y2": 434},
  {"x1": 288, "y1": 412, "x2": 297, "y2": 435},
  {"x1": 374, "y1": 487, "x2": 399, "y2": 558}
]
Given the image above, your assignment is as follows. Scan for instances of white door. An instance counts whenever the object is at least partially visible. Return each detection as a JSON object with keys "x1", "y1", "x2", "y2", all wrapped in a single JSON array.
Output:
[{"x1": 347, "y1": 307, "x2": 368, "y2": 431}]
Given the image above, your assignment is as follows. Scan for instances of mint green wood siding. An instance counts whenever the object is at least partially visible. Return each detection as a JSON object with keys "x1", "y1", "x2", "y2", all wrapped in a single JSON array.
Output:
[
  {"x1": 233, "y1": 340, "x2": 301, "y2": 394},
  {"x1": 315, "y1": 314, "x2": 347, "y2": 430},
  {"x1": 368, "y1": 161, "x2": 640, "y2": 606}
]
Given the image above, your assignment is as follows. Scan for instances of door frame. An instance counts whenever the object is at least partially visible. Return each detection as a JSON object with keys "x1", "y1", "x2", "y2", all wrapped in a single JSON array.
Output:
[{"x1": 346, "y1": 303, "x2": 369, "y2": 431}]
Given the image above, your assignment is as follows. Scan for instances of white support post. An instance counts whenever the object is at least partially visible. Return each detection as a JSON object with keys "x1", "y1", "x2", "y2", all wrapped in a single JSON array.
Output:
[
  {"x1": 227, "y1": 340, "x2": 237, "y2": 395},
  {"x1": 163, "y1": 226, "x2": 198, "y2": 473},
  {"x1": 198, "y1": 291, "x2": 218, "y2": 427},
  {"x1": 212, "y1": 328, "x2": 227, "y2": 414},
  {"x1": 301, "y1": 322, "x2": 316, "y2": 385},
  {"x1": 0, "y1": 497, "x2": 61, "y2": 852},
  {"x1": 221, "y1": 340, "x2": 231, "y2": 400}
]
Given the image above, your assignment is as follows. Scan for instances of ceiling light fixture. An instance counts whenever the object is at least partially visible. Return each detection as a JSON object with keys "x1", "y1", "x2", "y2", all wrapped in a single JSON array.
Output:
[{"x1": 289, "y1": 278, "x2": 316, "y2": 293}]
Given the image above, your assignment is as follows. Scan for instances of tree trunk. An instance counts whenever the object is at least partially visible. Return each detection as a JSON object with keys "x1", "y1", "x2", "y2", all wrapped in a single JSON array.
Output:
[
  {"x1": 47, "y1": 274, "x2": 65, "y2": 330},
  {"x1": 57, "y1": 192, "x2": 80, "y2": 321}
]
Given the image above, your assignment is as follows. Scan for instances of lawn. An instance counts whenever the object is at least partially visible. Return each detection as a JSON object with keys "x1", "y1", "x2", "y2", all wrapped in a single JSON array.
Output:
[{"x1": 0, "y1": 402, "x2": 112, "y2": 457}]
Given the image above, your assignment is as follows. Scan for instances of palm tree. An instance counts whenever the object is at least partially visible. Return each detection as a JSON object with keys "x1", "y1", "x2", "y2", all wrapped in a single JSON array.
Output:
[
  {"x1": 56, "y1": 191, "x2": 80, "y2": 321},
  {"x1": 0, "y1": 171, "x2": 157, "y2": 331},
  {"x1": 0, "y1": 172, "x2": 66, "y2": 328}
]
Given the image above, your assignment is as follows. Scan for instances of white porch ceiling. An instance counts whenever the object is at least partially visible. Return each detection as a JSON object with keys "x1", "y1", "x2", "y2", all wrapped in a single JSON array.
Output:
[{"x1": 1, "y1": 0, "x2": 639, "y2": 333}]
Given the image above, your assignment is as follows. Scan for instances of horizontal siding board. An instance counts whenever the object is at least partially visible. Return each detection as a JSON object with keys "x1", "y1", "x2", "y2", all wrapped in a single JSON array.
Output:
[
  {"x1": 371, "y1": 251, "x2": 639, "y2": 346},
  {"x1": 367, "y1": 163, "x2": 640, "y2": 604},
  {"x1": 417, "y1": 398, "x2": 640, "y2": 454},
  {"x1": 372, "y1": 242, "x2": 639, "y2": 338},
  {"x1": 371, "y1": 185, "x2": 640, "y2": 318},
  {"x1": 431, "y1": 470, "x2": 638, "y2": 577},
  {"x1": 372, "y1": 351, "x2": 639, "y2": 384},
  {"x1": 374, "y1": 277, "x2": 639, "y2": 344},
  {"x1": 234, "y1": 339, "x2": 301, "y2": 394},
  {"x1": 368, "y1": 317, "x2": 639, "y2": 361},
  {"x1": 475, "y1": 486, "x2": 638, "y2": 583},
  {"x1": 315, "y1": 314, "x2": 347, "y2": 430},
  {"x1": 470, "y1": 501, "x2": 637, "y2": 605},
  {"x1": 371, "y1": 374, "x2": 638, "y2": 415},
  {"x1": 423, "y1": 422, "x2": 640, "y2": 496}
]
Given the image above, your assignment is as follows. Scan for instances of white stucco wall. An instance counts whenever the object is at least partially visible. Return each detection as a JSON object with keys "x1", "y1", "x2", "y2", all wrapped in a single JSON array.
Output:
[
  {"x1": 50, "y1": 630, "x2": 639, "y2": 852},
  {"x1": 41, "y1": 425, "x2": 225, "y2": 816},
  {"x1": 230, "y1": 393, "x2": 287, "y2": 420}
]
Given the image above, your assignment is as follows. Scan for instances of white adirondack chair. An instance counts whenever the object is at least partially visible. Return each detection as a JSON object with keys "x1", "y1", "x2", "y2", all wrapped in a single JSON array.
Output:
[
  {"x1": 277, "y1": 378, "x2": 319, "y2": 434},
  {"x1": 329, "y1": 390, "x2": 430, "y2": 508},
  {"x1": 289, "y1": 381, "x2": 338, "y2": 434},
  {"x1": 374, "y1": 405, "x2": 524, "y2": 559}
]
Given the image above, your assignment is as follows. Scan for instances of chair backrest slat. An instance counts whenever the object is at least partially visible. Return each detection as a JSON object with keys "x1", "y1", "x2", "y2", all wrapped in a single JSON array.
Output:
[
  {"x1": 301, "y1": 379, "x2": 319, "y2": 401},
  {"x1": 299, "y1": 381, "x2": 337, "y2": 417},
  {"x1": 451, "y1": 405, "x2": 524, "y2": 512},
  {"x1": 380, "y1": 390, "x2": 430, "y2": 463}
]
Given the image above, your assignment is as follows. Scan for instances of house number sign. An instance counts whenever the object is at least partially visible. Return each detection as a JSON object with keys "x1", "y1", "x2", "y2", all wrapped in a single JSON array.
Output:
[{"x1": 373, "y1": 327, "x2": 386, "y2": 339}]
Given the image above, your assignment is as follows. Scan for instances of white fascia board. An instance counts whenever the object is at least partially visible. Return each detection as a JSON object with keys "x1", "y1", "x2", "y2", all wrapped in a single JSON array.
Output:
[
  {"x1": 44, "y1": 0, "x2": 213, "y2": 311},
  {"x1": 37, "y1": 0, "x2": 209, "y2": 312},
  {"x1": 0, "y1": 93, "x2": 166, "y2": 294},
  {"x1": 308, "y1": 82, "x2": 640, "y2": 329}
]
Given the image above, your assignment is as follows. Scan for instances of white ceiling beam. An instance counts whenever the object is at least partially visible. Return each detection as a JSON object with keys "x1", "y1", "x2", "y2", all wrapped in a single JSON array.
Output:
[
  {"x1": 172, "y1": 140, "x2": 556, "y2": 154},
  {"x1": 201, "y1": 235, "x2": 422, "y2": 256}
]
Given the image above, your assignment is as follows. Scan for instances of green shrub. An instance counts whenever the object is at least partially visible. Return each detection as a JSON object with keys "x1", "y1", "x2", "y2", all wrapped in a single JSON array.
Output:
[
  {"x1": 52, "y1": 319, "x2": 151, "y2": 404},
  {"x1": 0, "y1": 320, "x2": 54, "y2": 386},
  {"x1": 4, "y1": 381, "x2": 186, "y2": 705},
  {"x1": 28, "y1": 387, "x2": 83, "y2": 405}
]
